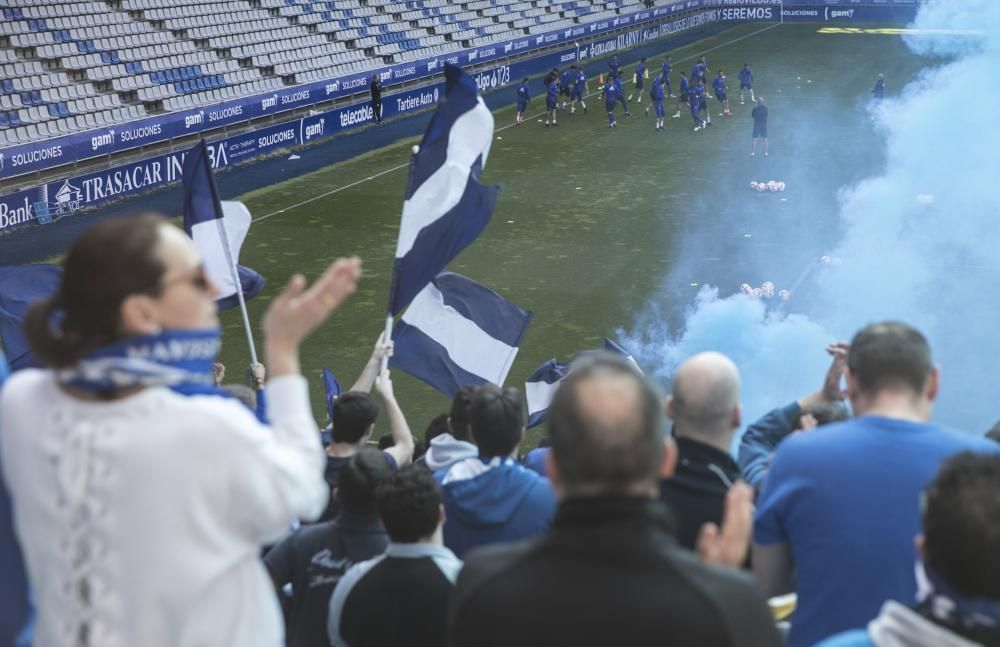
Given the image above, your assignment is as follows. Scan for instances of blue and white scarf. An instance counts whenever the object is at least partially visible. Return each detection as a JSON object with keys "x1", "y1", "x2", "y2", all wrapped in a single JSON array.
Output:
[
  {"x1": 56, "y1": 328, "x2": 223, "y2": 397},
  {"x1": 917, "y1": 561, "x2": 1000, "y2": 632}
]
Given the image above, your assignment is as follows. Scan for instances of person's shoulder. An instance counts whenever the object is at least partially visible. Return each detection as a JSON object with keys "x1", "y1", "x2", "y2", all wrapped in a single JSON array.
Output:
[
  {"x1": 454, "y1": 538, "x2": 538, "y2": 598},
  {"x1": 814, "y1": 629, "x2": 874, "y2": 647},
  {"x1": 0, "y1": 368, "x2": 50, "y2": 404}
]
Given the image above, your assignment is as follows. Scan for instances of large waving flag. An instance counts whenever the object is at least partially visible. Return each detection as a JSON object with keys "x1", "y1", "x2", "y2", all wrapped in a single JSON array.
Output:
[
  {"x1": 524, "y1": 337, "x2": 641, "y2": 428},
  {"x1": 182, "y1": 139, "x2": 260, "y2": 362},
  {"x1": 390, "y1": 272, "x2": 532, "y2": 398},
  {"x1": 387, "y1": 64, "x2": 499, "y2": 316},
  {"x1": 0, "y1": 264, "x2": 61, "y2": 370}
]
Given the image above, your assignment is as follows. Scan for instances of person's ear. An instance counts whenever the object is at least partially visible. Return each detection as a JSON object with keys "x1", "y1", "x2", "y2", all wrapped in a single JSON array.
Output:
[
  {"x1": 845, "y1": 368, "x2": 861, "y2": 402},
  {"x1": 119, "y1": 294, "x2": 162, "y2": 336},
  {"x1": 364, "y1": 424, "x2": 375, "y2": 440},
  {"x1": 545, "y1": 450, "x2": 560, "y2": 490},
  {"x1": 731, "y1": 404, "x2": 742, "y2": 430},
  {"x1": 438, "y1": 503, "x2": 446, "y2": 526},
  {"x1": 659, "y1": 437, "x2": 678, "y2": 479},
  {"x1": 925, "y1": 366, "x2": 940, "y2": 402},
  {"x1": 666, "y1": 394, "x2": 675, "y2": 420},
  {"x1": 332, "y1": 487, "x2": 339, "y2": 503},
  {"x1": 915, "y1": 534, "x2": 926, "y2": 562}
]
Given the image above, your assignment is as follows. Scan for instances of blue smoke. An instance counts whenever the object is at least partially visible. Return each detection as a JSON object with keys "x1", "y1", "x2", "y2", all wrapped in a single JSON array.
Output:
[{"x1": 622, "y1": 0, "x2": 1000, "y2": 437}]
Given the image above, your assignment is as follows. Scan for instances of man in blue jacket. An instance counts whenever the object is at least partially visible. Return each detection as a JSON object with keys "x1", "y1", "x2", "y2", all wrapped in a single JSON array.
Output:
[{"x1": 435, "y1": 385, "x2": 555, "y2": 558}]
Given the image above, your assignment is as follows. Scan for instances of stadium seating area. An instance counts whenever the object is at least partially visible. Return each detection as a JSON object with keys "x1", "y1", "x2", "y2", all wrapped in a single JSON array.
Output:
[{"x1": 1, "y1": 0, "x2": 645, "y2": 148}]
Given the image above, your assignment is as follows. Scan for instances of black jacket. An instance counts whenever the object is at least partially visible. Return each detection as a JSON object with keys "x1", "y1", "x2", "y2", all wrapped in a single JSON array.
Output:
[
  {"x1": 264, "y1": 514, "x2": 388, "y2": 647},
  {"x1": 660, "y1": 435, "x2": 743, "y2": 552},
  {"x1": 449, "y1": 496, "x2": 782, "y2": 647}
]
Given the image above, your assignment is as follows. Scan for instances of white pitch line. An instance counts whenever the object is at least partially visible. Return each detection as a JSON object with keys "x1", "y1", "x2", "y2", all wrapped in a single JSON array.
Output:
[{"x1": 253, "y1": 21, "x2": 783, "y2": 223}]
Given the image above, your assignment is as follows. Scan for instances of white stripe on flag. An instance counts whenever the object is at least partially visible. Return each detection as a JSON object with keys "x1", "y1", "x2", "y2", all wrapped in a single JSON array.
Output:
[
  {"x1": 395, "y1": 97, "x2": 493, "y2": 259},
  {"x1": 402, "y1": 282, "x2": 519, "y2": 386},
  {"x1": 526, "y1": 377, "x2": 563, "y2": 419},
  {"x1": 190, "y1": 201, "x2": 251, "y2": 298}
]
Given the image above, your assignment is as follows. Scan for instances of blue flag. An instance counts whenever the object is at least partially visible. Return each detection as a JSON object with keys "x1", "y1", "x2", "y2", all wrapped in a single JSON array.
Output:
[
  {"x1": 0, "y1": 264, "x2": 61, "y2": 370},
  {"x1": 390, "y1": 272, "x2": 532, "y2": 398},
  {"x1": 182, "y1": 141, "x2": 263, "y2": 306},
  {"x1": 321, "y1": 368, "x2": 342, "y2": 427},
  {"x1": 523, "y1": 338, "x2": 640, "y2": 428},
  {"x1": 387, "y1": 64, "x2": 499, "y2": 316}
]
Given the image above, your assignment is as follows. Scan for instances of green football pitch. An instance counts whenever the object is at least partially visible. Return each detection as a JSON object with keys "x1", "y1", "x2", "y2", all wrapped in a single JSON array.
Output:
[{"x1": 215, "y1": 22, "x2": 930, "y2": 442}]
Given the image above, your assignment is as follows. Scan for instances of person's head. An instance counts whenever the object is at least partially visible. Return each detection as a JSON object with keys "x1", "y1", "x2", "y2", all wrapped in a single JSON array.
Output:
[
  {"x1": 376, "y1": 465, "x2": 444, "y2": 543},
  {"x1": 756, "y1": 96, "x2": 765, "y2": 105},
  {"x1": 845, "y1": 321, "x2": 938, "y2": 419},
  {"x1": 680, "y1": 71, "x2": 687, "y2": 78},
  {"x1": 424, "y1": 413, "x2": 450, "y2": 446},
  {"x1": 986, "y1": 421, "x2": 1000, "y2": 444},
  {"x1": 667, "y1": 352, "x2": 741, "y2": 449},
  {"x1": 377, "y1": 434, "x2": 395, "y2": 450},
  {"x1": 640, "y1": 57, "x2": 646, "y2": 63},
  {"x1": 546, "y1": 354, "x2": 672, "y2": 499},
  {"x1": 448, "y1": 386, "x2": 477, "y2": 441},
  {"x1": 666, "y1": 55, "x2": 672, "y2": 62},
  {"x1": 613, "y1": 54, "x2": 619, "y2": 60},
  {"x1": 569, "y1": 64, "x2": 576, "y2": 70},
  {"x1": 469, "y1": 385, "x2": 525, "y2": 458},
  {"x1": 336, "y1": 447, "x2": 393, "y2": 517},
  {"x1": 796, "y1": 401, "x2": 849, "y2": 431},
  {"x1": 331, "y1": 391, "x2": 380, "y2": 444},
  {"x1": 25, "y1": 214, "x2": 220, "y2": 368},
  {"x1": 878, "y1": 73, "x2": 884, "y2": 80},
  {"x1": 919, "y1": 452, "x2": 1000, "y2": 601},
  {"x1": 743, "y1": 63, "x2": 749, "y2": 68},
  {"x1": 521, "y1": 77, "x2": 528, "y2": 84},
  {"x1": 718, "y1": 70, "x2": 725, "y2": 77}
]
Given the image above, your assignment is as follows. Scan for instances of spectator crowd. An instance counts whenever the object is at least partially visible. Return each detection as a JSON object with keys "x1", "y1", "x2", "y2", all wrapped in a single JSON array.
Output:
[{"x1": 2, "y1": 214, "x2": 1000, "y2": 647}]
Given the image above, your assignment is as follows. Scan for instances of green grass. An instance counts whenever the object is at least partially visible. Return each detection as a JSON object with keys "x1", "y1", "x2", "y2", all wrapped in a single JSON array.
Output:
[{"x1": 215, "y1": 22, "x2": 931, "y2": 445}]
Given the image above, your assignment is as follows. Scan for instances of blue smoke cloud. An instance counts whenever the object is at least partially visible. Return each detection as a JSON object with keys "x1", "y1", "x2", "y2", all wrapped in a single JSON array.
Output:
[{"x1": 622, "y1": 0, "x2": 1000, "y2": 438}]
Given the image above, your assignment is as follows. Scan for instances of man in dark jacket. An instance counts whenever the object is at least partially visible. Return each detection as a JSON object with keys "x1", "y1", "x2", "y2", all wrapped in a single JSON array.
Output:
[
  {"x1": 449, "y1": 355, "x2": 779, "y2": 647},
  {"x1": 370, "y1": 75, "x2": 383, "y2": 124},
  {"x1": 659, "y1": 352, "x2": 744, "y2": 553},
  {"x1": 265, "y1": 449, "x2": 392, "y2": 647}
]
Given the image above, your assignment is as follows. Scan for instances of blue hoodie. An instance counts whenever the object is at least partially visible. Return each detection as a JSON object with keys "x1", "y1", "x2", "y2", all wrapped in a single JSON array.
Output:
[{"x1": 436, "y1": 456, "x2": 555, "y2": 558}]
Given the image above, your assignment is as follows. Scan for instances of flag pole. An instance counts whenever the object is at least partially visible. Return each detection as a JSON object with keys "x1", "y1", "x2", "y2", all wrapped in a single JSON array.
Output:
[
  {"x1": 381, "y1": 144, "x2": 422, "y2": 374},
  {"x1": 200, "y1": 139, "x2": 259, "y2": 366}
]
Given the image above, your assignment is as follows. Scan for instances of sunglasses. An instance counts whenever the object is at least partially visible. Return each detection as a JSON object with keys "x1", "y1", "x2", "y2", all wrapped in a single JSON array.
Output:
[{"x1": 158, "y1": 265, "x2": 212, "y2": 293}]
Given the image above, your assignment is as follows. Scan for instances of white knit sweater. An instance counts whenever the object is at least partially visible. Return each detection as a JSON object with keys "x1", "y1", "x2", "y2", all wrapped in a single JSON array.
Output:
[{"x1": 0, "y1": 370, "x2": 328, "y2": 647}]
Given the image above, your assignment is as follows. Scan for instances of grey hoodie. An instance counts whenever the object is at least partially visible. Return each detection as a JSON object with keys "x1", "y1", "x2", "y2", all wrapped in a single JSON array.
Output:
[
  {"x1": 868, "y1": 601, "x2": 980, "y2": 647},
  {"x1": 423, "y1": 433, "x2": 478, "y2": 472}
]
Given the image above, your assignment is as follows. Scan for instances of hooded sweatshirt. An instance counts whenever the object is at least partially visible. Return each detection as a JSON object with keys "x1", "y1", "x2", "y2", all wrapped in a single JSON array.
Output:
[
  {"x1": 818, "y1": 601, "x2": 981, "y2": 647},
  {"x1": 436, "y1": 456, "x2": 555, "y2": 558},
  {"x1": 422, "y1": 433, "x2": 478, "y2": 472}
]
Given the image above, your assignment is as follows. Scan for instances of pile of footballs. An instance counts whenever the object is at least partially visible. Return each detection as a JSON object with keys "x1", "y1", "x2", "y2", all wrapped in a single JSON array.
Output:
[
  {"x1": 750, "y1": 180, "x2": 786, "y2": 193},
  {"x1": 739, "y1": 281, "x2": 792, "y2": 301}
]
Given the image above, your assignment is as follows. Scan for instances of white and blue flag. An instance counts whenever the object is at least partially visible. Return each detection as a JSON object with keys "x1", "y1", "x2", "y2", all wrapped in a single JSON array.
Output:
[
  {"x1": 524, "y1": 338, "x2": 641, "y2": 429},
  {"x1": 181, "y1": 140, "x2": 252, "y2": 300},
  {"x1": 390, "y1": 272, "x2": 532, "y2": 398},
  {"x1": 387, "y1": 64, "x2": 499, "y2": 316}
]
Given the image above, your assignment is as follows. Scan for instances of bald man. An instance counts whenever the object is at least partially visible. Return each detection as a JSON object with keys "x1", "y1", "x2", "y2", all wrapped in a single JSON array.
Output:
[
  {"x1": 449, "y1": 354, "x2": 780, "y2": 647},
  {"x1": 660, "y1": 352, "x2": 745, "y2": 555}
]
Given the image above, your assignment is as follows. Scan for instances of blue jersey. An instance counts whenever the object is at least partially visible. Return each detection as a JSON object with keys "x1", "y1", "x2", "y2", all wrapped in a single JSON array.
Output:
[
  {"x1": 872, "y1": 78, "x2": 885, "y2": 98},
  {"x1": 614, "y1": 77, "x2": 624, "y2": 94},
  {"x1": 575, "y1": 71, "x2": 587, "y2": 92},
  {"x1": 517, "y1": 83, "x2": 531, "y2": 104},
  {"x1": 679, "y1": 77, "x2": 689, "y2": 97},
  {"x1": 739, "y1": 67, "x2": 753, "y2": 85},
  {"x1": 609, "y1": 59, "x2": 620, "y2": 76},
  {"x1": 560, "y1": 70, "x2": 572, "y2": 88},
  {"x1": 635, "y1": 62, "x2": 645, "y2": 82},
  {"x1": 546, "y1": 81, "x2": 558, "y2": 100},
  {"x1": 712, "y1": 75, "x2": 726, "y2": 94},
  {"x1": 603, "y1": 82, "x2": 619, "y2": 104},
  {"x1": 662, "y1": 61, "x2": 672, "y2": 77},
  {"x1": 650, "y1": 77, "x2": 665, "y2": 101}
]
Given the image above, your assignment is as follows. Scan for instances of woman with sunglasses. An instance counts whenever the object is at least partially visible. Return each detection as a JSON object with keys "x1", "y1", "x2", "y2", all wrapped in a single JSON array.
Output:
[{"x1": 0, "y1": 213, "x2": 362, "y2": 647}]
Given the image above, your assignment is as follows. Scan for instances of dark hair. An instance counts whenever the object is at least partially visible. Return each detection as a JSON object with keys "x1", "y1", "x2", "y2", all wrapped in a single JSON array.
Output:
[
  {"x1": 923, "y1": 452, "x2": 1000, "y2": 600},
  {"x1": 25, "y1": 213, "x2": 168, "y2": 367},
  {"x1": 847, "y1": 322, "x2": 932, "y2": 395},
  {"x1": 797, "y1": 401, "x2": 849, "y2": 429},
  {"x1": 376, "y1": 465, "x2": 441, "y2": 542},
  {"x1": 547, "y1": 354, "x2": 665, "y2": 494},
  {"x1": 469, "y1": 385, "x2": 524, "y2": 458},
  {"x1": 424, "y1": 413, "x2": 450, "y2": 446},
  {"x1": 332, "y1": 391, "x2": 380, "y2": 443},
  {"x1": 986, "y1": 421, "x2": 1000, "y2": 444},
  {"x1": 377, "y1": 434, "x2": 395, "y2": 450},
  {"x1": 448, "y1": 386, "x2": 477, "y2": 441},
  {"x1": 337, "y1": 448, "x2": 393, "y2": 517}
]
